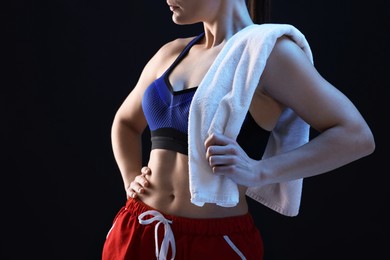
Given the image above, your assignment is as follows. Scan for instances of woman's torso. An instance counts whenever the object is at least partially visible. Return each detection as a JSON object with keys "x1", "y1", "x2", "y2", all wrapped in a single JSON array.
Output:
[{"x1": 138, "y1": 33, "x2": 274, "y2": 218}]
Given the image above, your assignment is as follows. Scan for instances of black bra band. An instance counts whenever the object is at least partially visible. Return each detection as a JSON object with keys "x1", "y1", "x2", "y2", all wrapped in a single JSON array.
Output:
[{"x1": 150, "y1": 128, "x2": 188, "y2": 155}]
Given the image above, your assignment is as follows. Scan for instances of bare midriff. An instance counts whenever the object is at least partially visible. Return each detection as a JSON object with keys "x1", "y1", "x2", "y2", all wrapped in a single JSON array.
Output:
[{"x1": 137, "y1": 149, "x2": 249, "y2": 218}]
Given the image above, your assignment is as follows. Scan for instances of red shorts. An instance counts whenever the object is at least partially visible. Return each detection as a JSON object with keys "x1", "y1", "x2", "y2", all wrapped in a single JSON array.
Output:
[{"x1": 102, "y1": 198, "x2": 264, "y2": 260}]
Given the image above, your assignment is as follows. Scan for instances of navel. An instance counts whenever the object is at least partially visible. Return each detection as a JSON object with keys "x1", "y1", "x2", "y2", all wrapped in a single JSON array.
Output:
[{"x1": 169, "y1": 194, "x2": 176, "y2": 202}]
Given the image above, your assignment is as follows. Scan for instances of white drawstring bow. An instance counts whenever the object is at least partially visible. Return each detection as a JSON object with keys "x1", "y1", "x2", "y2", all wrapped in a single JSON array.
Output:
[{"x1": 138, "y1": 210, "x2": 176, "y2": 260}]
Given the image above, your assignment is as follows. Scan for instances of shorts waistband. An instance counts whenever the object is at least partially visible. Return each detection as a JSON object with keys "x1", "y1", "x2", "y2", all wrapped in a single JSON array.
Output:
[{"x1": 125, "y1": 198, "x2": 256, "y2": 236}]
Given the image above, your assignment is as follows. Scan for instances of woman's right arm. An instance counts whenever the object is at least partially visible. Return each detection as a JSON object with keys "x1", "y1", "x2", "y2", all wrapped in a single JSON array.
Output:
[
  {"x1": 111, "y1": 39, "x2": 189, "y2": 198},
  {"x1": 110, "y1": 63, "x2": 152, "y2": 197},
  {"x1": 111, "y1": 48, "x2": 164, "y2": 198}
]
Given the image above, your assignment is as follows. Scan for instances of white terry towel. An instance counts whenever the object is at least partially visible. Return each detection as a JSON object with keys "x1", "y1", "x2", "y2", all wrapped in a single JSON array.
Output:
[{"x1": 188, "y1": 24, "x2": 313, "y2": 216}]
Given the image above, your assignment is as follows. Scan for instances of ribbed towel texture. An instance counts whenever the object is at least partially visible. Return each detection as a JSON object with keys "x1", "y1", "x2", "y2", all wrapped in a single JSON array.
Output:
[{"x1": 188, "y1": 24, "x2": 313, "y2": 216}]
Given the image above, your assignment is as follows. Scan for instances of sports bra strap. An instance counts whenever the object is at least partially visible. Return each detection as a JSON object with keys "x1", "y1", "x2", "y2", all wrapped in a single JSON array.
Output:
[{"x1": 162, "y1": 33, "x2": 205, "y2": 77}]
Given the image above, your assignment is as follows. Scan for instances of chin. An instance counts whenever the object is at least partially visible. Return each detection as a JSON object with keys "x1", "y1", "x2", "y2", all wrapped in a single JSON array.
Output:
[{"x1": 172, "y1": 17, "x2": 199, "y2": 26}]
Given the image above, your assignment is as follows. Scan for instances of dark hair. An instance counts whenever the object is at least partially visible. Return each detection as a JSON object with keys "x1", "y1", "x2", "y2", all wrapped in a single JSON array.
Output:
[{"x1": 246, "y1": 0, "x2": 271, "y2": 24}]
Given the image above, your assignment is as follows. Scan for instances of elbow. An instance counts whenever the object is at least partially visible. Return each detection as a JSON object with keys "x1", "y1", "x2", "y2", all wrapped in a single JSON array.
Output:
[
  {"x1": 363, "y1": 128, "x2": 376, "y2": 156},
  {"x1": 111, "y1": 113, "x2": 122, "y2": 137},
  {"x1": 111, "y1": 111, "x2": 146, "y2": 138},
  {"x1": 355, "y1": 124, "x2": 376, "y2": 158}
]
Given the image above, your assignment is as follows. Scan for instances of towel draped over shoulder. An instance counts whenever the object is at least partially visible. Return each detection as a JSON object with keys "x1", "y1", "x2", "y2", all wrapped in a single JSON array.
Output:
[{"x1": 188, "y1": 23, "x2": 313, "y2": 217}]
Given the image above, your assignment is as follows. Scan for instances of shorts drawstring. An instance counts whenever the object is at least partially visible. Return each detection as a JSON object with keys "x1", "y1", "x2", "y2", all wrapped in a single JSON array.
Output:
[
  {"x1": 223, "y1": 235, "x2": 247, "y2": 259},
  {"x1": 138, "y1": 210, "x2": 176, "y2": 260}
]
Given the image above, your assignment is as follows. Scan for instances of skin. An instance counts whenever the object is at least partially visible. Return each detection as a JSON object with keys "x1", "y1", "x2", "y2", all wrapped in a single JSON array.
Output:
[{"x1": 111, "y1": 0, "x2": 375, "y2": 218}]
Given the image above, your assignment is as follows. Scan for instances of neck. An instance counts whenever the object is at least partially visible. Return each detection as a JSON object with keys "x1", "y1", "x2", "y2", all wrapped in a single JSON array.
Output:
[{"x1": 201, "y1": 0, "x2": 253, "y2": 48}]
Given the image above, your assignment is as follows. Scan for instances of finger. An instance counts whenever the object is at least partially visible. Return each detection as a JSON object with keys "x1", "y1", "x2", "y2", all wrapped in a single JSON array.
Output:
[
  {"x1": 212, "y1": 165, "x2": 236, "y2": 175},
  {"x1": 206, "y1": 144, "x2": 238, "y2": 163},
  {"x1": 129, "y1": 180, "x2": 146, "y2": 194},
  {"x1": 204, "y1": 133, "x2": 229, "y2": 148},
  {"x1": 206, "y1": 145, "x2": 230, "y2": 158},
  {"x1": 134, "y1": 175, "x2": 149, "y2": 188},
  {"x1": 141, "y1": 166, "x2": 151, "y2": 175},
  {"x1": 126, "y1": 185, "x2": 138, "y2": 199},
  {"x1": 127, "y1": 191, "x2": 137, "y2": 199},
  {"x1": 208, "y1": 154, "x2": 236, "y2": 167}
]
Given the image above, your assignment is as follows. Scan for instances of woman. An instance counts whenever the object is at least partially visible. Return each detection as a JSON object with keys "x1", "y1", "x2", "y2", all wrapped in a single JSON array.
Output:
[{"x1": 102, "y1": 0, "x2": 375, "y2": 259}]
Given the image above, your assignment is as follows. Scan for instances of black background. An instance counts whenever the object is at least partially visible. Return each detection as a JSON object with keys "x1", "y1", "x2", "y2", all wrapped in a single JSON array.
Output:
[{"x1": 5, "y1": 0, "x2": 387, "y2": 259}]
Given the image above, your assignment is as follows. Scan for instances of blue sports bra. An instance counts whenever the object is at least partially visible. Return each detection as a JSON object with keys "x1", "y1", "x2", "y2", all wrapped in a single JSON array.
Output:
[{"x1": 142, "y1": 33, "x2": 270, "y2": 158}]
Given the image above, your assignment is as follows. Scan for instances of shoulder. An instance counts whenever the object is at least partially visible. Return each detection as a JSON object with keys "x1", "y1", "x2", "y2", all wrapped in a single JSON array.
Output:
[
  {"x1": 154, "y1": 36, "x2": 198, "y2": 63},
  {"x1": 145, "y1": 36, "x2": 199, "y2": 76},
  {"x1": 247, "y1": 23, "x2": 312, "y2": 62},
  {"x1": 258, "y1": 33, "x2": 326, "y2": 113},
  {"x1": 159, "y1": 36, "x2": 196, "y2": 54},
  {"x1": 270, "y1": 35, "x2": 309, "y2": 62},
  {"x1": 261, "y1": 35, "x2": 314, "y2": 84}
]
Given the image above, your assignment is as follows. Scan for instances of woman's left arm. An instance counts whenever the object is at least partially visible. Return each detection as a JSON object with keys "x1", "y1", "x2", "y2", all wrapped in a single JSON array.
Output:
[{"x1": 205, "y1": 36, "x2": 375, "y2": 187}]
